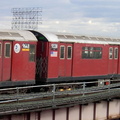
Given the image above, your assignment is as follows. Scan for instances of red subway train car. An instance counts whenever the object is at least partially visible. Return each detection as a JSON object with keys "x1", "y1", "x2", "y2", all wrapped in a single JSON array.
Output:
[
  {"x1": 0, "y1": 29, "x2": 120, "y2": 87},
  {"x1": 31, "y1": 31, "x2": 120, "y2": 84},
  {"x1": 0, "y1": 30, "x2": 37, "y2": 87}
]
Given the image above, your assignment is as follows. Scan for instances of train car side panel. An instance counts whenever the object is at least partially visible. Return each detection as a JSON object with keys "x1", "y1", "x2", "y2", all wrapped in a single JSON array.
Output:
[
  {"x1": 11, "y1": 41, "x2": 36, "y2": 82},
  {"x1": 47, "y1": 42, "x2": 73, "y2": 82},
  {"x1": 108, "y1": 45, "x2": 119, "y2": 75},
  {"x1": 72, "y1": 43, "x2": 109, "y2": 78},
  {"x1": 58, "y1": 43, "x2": 66, "y2": 77},
  {"x1": 65, "y1": 43, "x2": 73, "y2": 77},
  {"x1": 0, "y1": 41, "x2": 12, "y2": 81},
  {"x1": 108, "y1": 45, "x2": 118, "y2": 75},
  {"x1": 47, "y1": 42, "x2": 59, "y2": 78},
  {"x1": 2, "y1": 41, "x2": 12, "y2": 81},
  {"x1": 58, "y1": 43, "x2": 73, "y2": 77}
]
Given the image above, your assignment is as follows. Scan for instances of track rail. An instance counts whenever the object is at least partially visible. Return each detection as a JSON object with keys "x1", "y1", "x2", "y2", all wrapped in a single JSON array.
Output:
[
  {"x1": 0, "y1": 79, "x2": 119, "y2": 115},
  {"x1": 0, "y1": 88, "x2": 120, "y2": 116}
]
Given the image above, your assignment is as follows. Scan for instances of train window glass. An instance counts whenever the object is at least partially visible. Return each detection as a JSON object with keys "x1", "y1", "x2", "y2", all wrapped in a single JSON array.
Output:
[
  {"x1": 90, "y1": 51, "x2": 94, "y2": 58},
  {"x1": 82, "y1": 47, "x2": 102, "y2": 59},
  {"x1": 109, "y1": 47, "x2": 113, "y2": 59},
  {"x1": 0, "y1": 44, "x2": 2, "y2": 57},
  {"x1": 82, "y1": 50, "x2": 88, "y2": 58},
  {"x1": 95, "y1": 47, "x2": 102, "y2": 51},
  {"x1": 114, "y1": 48, "x2": 118, "y2": 59},
  {"x1": 60, "y1": 46, "x2": 65, "y2": 59},
  {"x1": 89, "y1": 47, "x2": 94, "y2": 51},
  {"x1": 94, "y1": 51, "x2": 102, "y2": 59},
  {"x1": 82, "y1": 47, "x2": 88, "y2": 51},
  {"x1": 5, "y1": 43, "x2": 11, "y2": 58},
  {"x1": 29, "y1": 44, "x2": 36, "y2": 62},
  {"x1": 67, "y1": 46, "x2": 72, "y2": 59}
]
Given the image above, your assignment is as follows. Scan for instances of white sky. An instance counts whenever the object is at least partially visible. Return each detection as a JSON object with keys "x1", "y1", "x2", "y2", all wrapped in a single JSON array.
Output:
[{"x1": 0, "y1": 0, "x2": 120, "y2": 37}]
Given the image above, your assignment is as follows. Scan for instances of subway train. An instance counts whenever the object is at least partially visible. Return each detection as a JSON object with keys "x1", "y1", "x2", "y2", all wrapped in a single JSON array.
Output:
[{"x1": 0, "y1": 29, "x2": 120, "y2": 87}]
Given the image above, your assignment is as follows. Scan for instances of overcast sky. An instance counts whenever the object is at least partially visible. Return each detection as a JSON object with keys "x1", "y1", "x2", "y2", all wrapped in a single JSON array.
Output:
[{"x1": 0, "y1": 0, "x2": 120, "y2": 37}]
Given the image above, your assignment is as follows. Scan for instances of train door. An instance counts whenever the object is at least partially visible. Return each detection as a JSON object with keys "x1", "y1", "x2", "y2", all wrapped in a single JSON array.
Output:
[
  {"x1": 59, "y1": 43, "x2": 73, "y2": 77},
  {"x1": 0, "y1": 41, "x2": 12, "y2": 81},
  {"x1": 108, "y1": 45, "x2": 118, "y2": 75}
]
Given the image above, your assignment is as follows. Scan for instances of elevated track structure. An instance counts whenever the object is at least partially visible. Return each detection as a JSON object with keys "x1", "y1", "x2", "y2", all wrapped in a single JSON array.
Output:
[{"x1": 0, "y1": 80, "x2": 120, "y2": 120}]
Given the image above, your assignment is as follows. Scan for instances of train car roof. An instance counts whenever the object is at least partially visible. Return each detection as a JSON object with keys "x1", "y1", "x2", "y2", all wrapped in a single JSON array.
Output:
[
  {"x1": 0, "y1": 29, "x2": 37, "y2": 41},
  {"x1": 37, "y1": 31, "x2": 120, "y2": 45}
]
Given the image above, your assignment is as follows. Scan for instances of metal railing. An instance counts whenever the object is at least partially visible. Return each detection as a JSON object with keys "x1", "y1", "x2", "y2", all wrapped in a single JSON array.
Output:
[
  {"x1": 0, "y1": 79, "x2": 120, "y2": 101},
  {"x1": 0, "y1": 79, "x2": 120, "y2": 115}
]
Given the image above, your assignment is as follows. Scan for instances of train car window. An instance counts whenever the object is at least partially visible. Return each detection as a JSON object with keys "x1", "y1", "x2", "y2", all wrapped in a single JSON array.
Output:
[
  {"x1": 94, "y1": 47, "x2": 102, "y2": 59},
  {"x1": 114, "y1": 48, "x2": 118, "y2": 59},
  {"x1": 90, "y1": 47, "x2": 94, "y2": 50},
  {"x1": 60, "y1": 46, "x2": 65, "y2": 59},
  {"x1": 90, "y1": 51, "x2": 94, "y2": 58},
  {"x1": 29, "y1": 44, "x2": 36, "y2": 62},
  {"x1": 109, "y1": 47, "x2": 113, "y2": 59},
  {"x1": 82, "y1": 47, "x2": 88, "y2": 51},
  {"x1": 0, "y1": 44, "x2": 2, "y2": 57},
  {"x1": 82, "y1": 47, "x2": 102, "y2": 59},
  {"x1": 5, "y1": 43, "x2": 11, "y2": 58},
  {"x1": 67, "y1": 46, "x2": 72, "y2": 59}
]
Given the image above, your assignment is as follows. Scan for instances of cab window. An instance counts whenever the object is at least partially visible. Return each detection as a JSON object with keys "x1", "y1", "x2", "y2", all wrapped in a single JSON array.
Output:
[{"x1": 29, "y1": 44, "x2": 36, "y2": 62}]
